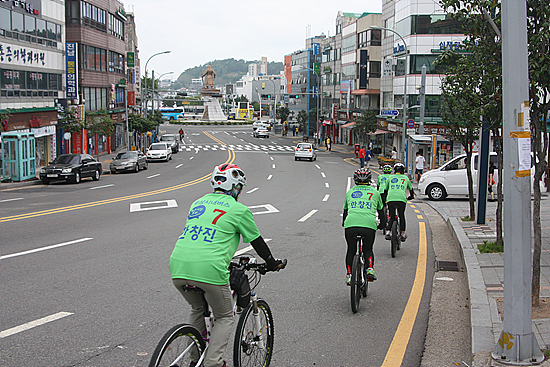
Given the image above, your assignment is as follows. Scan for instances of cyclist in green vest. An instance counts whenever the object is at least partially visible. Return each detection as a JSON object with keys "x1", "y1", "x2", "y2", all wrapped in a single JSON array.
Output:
[
  {"x1": 343, "y1": 168, "x2": 386, "y2": 284},
  {"x1": 377, "y1": 164, "x2": 393, "y2": 203},
  {"x1": 169, "y1": 163, "x2": 284, "y2": 367},
  {"x1": 381, "y1": 163, "x2": 414, "y2": 242}
]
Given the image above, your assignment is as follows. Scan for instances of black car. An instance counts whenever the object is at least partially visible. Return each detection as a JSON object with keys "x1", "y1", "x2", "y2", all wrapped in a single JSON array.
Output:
[
  {"x1": 159, "y1": 134, "x2": 179, "y2": 153},
  {"x1": 109, "y1": 151, "x2": 148, "y2": 174},
  {"x1": 39, "y1": 154, "x2": 102, "y2": 184}
]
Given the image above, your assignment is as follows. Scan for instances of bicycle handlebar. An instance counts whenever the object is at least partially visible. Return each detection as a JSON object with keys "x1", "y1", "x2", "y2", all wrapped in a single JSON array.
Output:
[{"x1": 230, "y1": 256, "x2": 287, "y2": 275}]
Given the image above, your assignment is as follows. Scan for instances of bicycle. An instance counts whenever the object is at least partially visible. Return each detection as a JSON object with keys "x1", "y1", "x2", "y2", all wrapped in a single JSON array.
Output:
[
  {"x1": 350, "y1": 235, "x2": 369, "y2": 313},
  {"x1": 149, "y1": 256, "x2": 287, "y2": 367}
]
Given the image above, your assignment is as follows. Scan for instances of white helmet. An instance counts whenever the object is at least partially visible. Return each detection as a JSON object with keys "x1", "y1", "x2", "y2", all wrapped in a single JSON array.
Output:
[{"x1": 211, "y1": 163, "x2": 247, "y2": 199}]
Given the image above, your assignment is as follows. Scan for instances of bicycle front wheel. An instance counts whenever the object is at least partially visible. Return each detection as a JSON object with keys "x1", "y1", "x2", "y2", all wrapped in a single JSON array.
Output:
[
  {"x1": 233, "y1": 299, "x2": 274, "y2": 367},
  {"x1": 391, "y1": 220, "x2": 398, "y2": 258},
  {"x1": 149, "y1": 324, "x2": 206, "y2": 367},
  {"x1": 350, "y1": 254, "x2": 362, "y2": 313}
]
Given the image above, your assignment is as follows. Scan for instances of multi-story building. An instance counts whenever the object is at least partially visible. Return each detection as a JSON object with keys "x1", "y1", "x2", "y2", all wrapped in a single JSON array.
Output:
[
  {"x1": 379, "y1": 0, "x2": 464, "y2": 167},
  {"x1": 65, "y1": 0, "x2": 127, "y2": 155},
  {"x1": 124, "y1": 10, "x2": 139, "y2": 116},
  {"x1": 1, "y1": 0, "x2": 66, "y2": 172}
]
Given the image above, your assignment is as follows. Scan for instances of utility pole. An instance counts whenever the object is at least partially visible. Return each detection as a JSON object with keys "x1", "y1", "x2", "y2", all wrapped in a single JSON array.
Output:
[
  {"x1": 419, "y1": 64, "x2": 426, "y2": 135},
  {"x1": 491, "y1": 0, "x2": 544, "y2": 363}
]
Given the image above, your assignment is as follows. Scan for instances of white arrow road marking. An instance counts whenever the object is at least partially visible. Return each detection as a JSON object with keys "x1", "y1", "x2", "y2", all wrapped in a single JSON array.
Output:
[
  {"x1": 298, "y1": 210, "x2": 318, "y2": 222},
  {"x1": 0, "y1": 238, "x2": 93, "y2": 260},
  {"x1": 0, "y1": 197, "x2": 23, "y2": 203},
  {"x1": 0, "y1": 312, "x2": 74, "y2": 338},
  {"x1": 249, "y1": 204, "x2": 279, "y2": 215},
  {"x1": 130, "y1": 200, "x2": 178, "y2": 212}
]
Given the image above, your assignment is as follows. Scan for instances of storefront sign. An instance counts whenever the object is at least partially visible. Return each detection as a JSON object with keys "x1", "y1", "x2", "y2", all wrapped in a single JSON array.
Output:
[
  {"x1": 383, "y1": 58, "x2": 392, "y2": 77},
  {"x1": 29, "y1": 116, "x2": 41, "y2": 128},
  {"x1": 65, "y1": 43, "x2": 78, "y2": 99},
  {"x1": 1, "y1": 0, "x2": 41, "y2": 15},
  {"x1": 381, "y1": 109, "x2": 399, "y2": 116},
  {"x1": 126, "y1": 52, "x2": 134, "y2": 67},
  {"x1": 127, "y1": 91, "x2": 135, "y2": 106},
  {"x1": 0, "y1": 43, "x2": 49, "y2": 66},
  {"x1": 31, "y1": 125, "x2": 55, "y2": 138}
]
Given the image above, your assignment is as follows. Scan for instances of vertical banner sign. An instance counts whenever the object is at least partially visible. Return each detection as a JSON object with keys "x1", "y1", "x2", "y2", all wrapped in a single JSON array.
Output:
[
  {"x1": 383, "y1": 57, "x2": 392, "y2": 77},
  {"x1": 127, "y1": 52, "x2": 135, "y2": 67},
  {"x1": 313, "y1": 43, "x2": 320, "y2": 55},
  {"x1": 127, "y1": 91, "x2": 135, "y2": 106},
  {"x1": 396, "y1": 59, "x2": 406, "y2": 76},
  {"x1": 65, "y1": 43, "x2": 78, "y2": 99},
  {"x1": 314, "y1": 62, "x2": 320, "y2": 75},
  {"x1": 359, "y1": 50, "x2": 368, "y2": 89}
]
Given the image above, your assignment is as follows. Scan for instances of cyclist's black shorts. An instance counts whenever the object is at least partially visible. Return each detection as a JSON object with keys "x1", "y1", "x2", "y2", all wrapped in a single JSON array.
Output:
[
  {"x1": 387, "y1": 201, "x2": 407, "y2": 231},
  {"x1": 344, "y1": 227, "x2": 376, "y2": 269}
]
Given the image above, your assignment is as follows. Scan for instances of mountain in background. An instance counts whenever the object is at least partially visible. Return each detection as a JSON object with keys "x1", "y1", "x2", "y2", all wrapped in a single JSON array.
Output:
[{"x1": 172, "y1": 58, "x2": 284, "y2": 89}]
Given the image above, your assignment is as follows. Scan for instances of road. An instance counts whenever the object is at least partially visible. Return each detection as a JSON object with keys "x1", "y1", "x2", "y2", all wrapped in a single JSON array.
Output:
[{"x1": 1, "y1": 124, "x2": 436, "y2": 367}]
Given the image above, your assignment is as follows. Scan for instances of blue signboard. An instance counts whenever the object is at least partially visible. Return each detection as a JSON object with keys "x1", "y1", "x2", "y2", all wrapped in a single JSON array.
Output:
[
  {"x1": 313, "y1": 43, "x2": 320, "y2": 55},
  {"x1": 380, "y1": 109, "x2": 399, "y2": 116},
  {"x1": 408, "y1": 119, "x2": 415, "y2": 128},
  {"x1": 65, "y1": 43, "x2": 78, "y2": 99}
]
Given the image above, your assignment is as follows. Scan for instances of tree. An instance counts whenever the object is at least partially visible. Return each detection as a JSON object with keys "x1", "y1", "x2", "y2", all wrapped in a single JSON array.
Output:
[
  {"x1": 354, "y1": 109, "x2": 378, "y2": 146},
  {"x1": 58, "y1": 107, "x2": 85, "y2": 134},
  {"x1": 86, "y1": 111, "x2": 114, "y2": 160},
  {"x1": 163, "y1": 97, "x2": 175, "y2": 107},
  {"x1": 277, "y1": 106, "x2": 290, "y2": 123},
  {"x1": 234, "y1": 95, "x2": 249, "y2": 103},
  {"x1": 527, "y1": 0, "x2": 550, "y2": 307},
  {"x1": 297, "y1": 110, "x2": 308, "y2": 134}
]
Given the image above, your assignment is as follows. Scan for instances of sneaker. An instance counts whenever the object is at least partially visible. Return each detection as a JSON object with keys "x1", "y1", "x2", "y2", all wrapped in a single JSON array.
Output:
[
  {"x1": 366, "y1": 268, "x2": 377, "y2": 281},
  {"x1": 385, "y1": 230, "x2": 391, "y2": 240},
  {"x1": 400, "y1": 232, "x2": 408, "y2": 242},
  {"x1": 346, "y1": 274, "x2": 351, "y2": 286}
]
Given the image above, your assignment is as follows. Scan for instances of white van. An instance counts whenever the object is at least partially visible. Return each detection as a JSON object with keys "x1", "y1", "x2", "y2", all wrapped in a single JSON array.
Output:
[{"x1": 418, "y1": 152, "x2": 499, "y2": 200}]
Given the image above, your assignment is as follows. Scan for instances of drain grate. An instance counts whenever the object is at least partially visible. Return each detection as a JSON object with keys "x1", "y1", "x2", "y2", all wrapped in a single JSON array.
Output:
[{"x1": 437, "y1": 260, "x2": 460, "y2": 272}]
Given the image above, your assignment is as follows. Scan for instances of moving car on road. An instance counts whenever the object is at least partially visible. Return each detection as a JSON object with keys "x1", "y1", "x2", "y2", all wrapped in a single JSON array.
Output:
[
  {"x1": 159, "y1": 134, "x2": 179, "y2": 153},
  {"x1": 294, "y1": 142, "x2": 317, "y2": 161},
  {"x1": 110, "y1": 151, "x2": 148, "y2": 174},
  {"x1": 40, "y1": 154, "x2": 102, "y2": 185},
  {"x1": 253, "y1": 127, "x2": 270, "y2": 138},
  {"x1": 146, "y1": 143, "x2": 172, "y2": 162}
]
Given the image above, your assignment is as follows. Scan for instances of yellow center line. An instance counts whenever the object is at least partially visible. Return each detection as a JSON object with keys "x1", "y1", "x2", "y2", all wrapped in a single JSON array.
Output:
[
  {"x1": 1, "y1": 133, "x2": 235, "y2": 223},
  {"x1": 381, "y1": 221, "x2": 427, "y2": 367}
]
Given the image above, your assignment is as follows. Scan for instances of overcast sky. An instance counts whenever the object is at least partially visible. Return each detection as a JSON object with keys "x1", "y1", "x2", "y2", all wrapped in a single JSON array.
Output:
[{"x1": 125, "y1": 0, "x2": 382, "y2": 80}]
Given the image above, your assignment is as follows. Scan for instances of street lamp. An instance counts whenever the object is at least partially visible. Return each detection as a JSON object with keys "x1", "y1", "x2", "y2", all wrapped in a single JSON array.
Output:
[
  {"x1": 153, "y1": 71, "x2": 174, "y2": 111},
  {"x1": 142, "y1": 50, "x2": 171, "y2": 117},
  {"x1": 371, "y1": 26, "x2": 408, "y2": 164},
  {"x1": 267, "y1": 78, "x2": 280, "y2": 123}
]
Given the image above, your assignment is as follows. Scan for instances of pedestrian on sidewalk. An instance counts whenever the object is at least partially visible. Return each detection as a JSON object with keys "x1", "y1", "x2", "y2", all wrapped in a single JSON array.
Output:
[
  {"x1": 365, "y1": 147, "x2": 372, "y2": 168},
  {"x1": 359, "y1": 146, "x2": 366, "y2": 168},
  {"x1": 326, "y1": 136, "x2": 331, "y2": 151},
  {"x1": 488, "y1": 160, "x2": 496, "y2": 201},
  {"x1": 415, "y1": 152, "x2": 425, "y2": 183},
  {"x1": 391, "y1": 147, "x2": 397, "y2": 160}
]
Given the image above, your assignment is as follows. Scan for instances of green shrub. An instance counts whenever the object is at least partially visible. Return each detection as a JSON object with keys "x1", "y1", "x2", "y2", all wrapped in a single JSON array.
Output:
[{"x1": 477, "y1": 240, "x2": 503, "y2": 253}]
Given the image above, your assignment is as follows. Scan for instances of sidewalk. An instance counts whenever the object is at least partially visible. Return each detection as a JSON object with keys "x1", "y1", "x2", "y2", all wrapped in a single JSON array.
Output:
[{"x1": 425, "y1": 195, "x2": 550, "y2": 365}]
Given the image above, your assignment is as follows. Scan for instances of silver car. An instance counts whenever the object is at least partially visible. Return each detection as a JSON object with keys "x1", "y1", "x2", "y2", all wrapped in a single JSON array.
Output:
[
  {"x1": 294, "y1": 143, "x2": 317, "y2": 161},
  {"x1": 110, "y1": 151, "x2": 148, "y2": 173},
  {"x1": 253, "y1": 127, "x2": 270, "y2": 138}
]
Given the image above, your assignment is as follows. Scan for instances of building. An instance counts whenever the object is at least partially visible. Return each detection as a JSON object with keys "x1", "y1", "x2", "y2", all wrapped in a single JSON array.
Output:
[
  {"x1": 124, "y1": 9, "x2": 139, "y2": 117},
  {"x1": 379, "y1": 0, "x2": 465, "y2": 168},
  {"x1": 65, "y1": 0, "x2": 128, "y2": 155},
  {"x1": 1, "y1": 0, "x2": 66, "y2": 174}
]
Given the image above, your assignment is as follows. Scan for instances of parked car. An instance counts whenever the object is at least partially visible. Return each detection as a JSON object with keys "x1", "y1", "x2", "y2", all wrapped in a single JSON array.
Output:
[
  {"x1": 146, "y1": 143, "x2": 172, "y2": 162},
  {"x1": 253, "y1": 127, "x2": 270, "y2": 138},
  {"x1": 159, "y1": 134, "x2": 179, "y2": 153},
  {"x1": 110, "y1": 151, "x2": 148, "y2": 174},
  {"x1": 294, "y1": 142, "x2": 317, "y2": 161},
  {"x1": 418, "y1": 152, "x2": 500, "y2": 200},
  {"x1": 40, "y1": 154, "x2": 102, "y2": 185}
]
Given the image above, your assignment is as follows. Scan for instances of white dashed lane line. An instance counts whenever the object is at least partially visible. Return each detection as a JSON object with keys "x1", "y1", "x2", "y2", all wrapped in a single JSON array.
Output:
[
  {"x1": 147, "y1": 174, "x2": 160, "y2": 179},
  {"x1": 321, "y1": 172, "x2": 326, "y2": 178},
  {"x1": 247, "y1": 188, "x2": 259, "y2": 194},
  {"x1": 323, "y1": 194, "x2": 330, "y2": 202},
  {"x1": 0, "y1": 238, "x2": 93, "y2": 260},
  {"x1": 0, "y1": 312, "x2": 74, "y2": 338},
  {"x1": 176, "y1": 164, "x2": 183, "y2": 169},
  {"x1": 272, "y1": 164, "x2": 275, "y2": 169},
  {"x1": 298, "y1": 210, "x2": 318, "y2": 222},
  {"x1": 325, "y1": 182, "x2": 330, "y2": 188},
  {"x1": 267, "y1": 175, "x2": 273, "y2": 180},
  {"x1": 0, "y1": 198, "x2": 23, "y2": 203},
  {"x1": 315, "y1": 164, "x2": 321, "y2": 169}
]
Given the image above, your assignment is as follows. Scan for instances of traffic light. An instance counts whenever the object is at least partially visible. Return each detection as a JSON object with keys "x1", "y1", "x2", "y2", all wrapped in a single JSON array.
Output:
[
  {"x1": 295, "y1": 94, "x2": 300, "y2": 99},
  {"x1": 267, "y1": 94, "x2": 271, "y2": 99}
]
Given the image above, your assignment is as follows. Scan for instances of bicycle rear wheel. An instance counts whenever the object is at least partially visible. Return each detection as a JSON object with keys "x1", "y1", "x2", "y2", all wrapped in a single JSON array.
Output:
[
  {"x1": 350, "y1": 254, "x2": 362, "y2": 313},
  {"x1": 233, "y1": 299, "x2": 274, "y2": 367},
  {"x1": 391, "y1": 220, "x2": 398, "y2": 258},
  {"x1": 149, "y1": 324, "x2": 206, "y2": 367}
]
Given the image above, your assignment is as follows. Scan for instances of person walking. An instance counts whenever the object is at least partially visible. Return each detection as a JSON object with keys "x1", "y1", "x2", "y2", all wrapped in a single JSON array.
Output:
[
  {"x1": 415, "y1": 151, "x2": 426, "y2": 183},
  {"x1": 179, "y1": 128, "x2": 184, "y2": 142},
  {"x1": 488, "y1": 160, "x2": 496, "y2": 201},
  {"x1": 358, "y1": 146, "x2": 366, "y2": 168},
  {"x1": 326, "y1": 136, "x2": 332, "y2": 151},
  {"x1": 365, "y1": 147, "x2": 372, "y2": 168},
  {"x1": 391, "y1": 147, "x2": 397, "y2": 160}
]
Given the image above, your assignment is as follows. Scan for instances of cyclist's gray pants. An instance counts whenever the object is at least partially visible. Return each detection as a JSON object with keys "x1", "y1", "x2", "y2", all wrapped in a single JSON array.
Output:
[{"x1": 173, "y1": 279, "x2": 234, "y2": 367}]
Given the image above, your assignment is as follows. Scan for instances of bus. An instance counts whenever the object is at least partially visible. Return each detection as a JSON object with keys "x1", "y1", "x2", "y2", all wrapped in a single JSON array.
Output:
[{"x1": 159, "y1": 107, "x2": 184, "y2": 121}]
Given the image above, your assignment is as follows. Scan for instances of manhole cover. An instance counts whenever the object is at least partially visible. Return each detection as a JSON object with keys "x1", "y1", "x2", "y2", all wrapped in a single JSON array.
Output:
[{"x1": 437, "y1": 260, "x2": 460, "y2": 272}]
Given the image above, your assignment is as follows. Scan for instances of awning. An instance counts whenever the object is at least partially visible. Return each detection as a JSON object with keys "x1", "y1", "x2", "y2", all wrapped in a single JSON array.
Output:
[
  {"x1": 368, "y1": 129, "x2": 388, "y2": 135},
  {"x1": 408, "y1": 134, "x2": 450, "y2": 143},
  {"x1": 337, "y1": 120, "x2": 349, "y2": 125},
  {"x1": 351, "y1": 89, "x2": 381, "y2": 95},
  {"x1": 342, "y1": 122, "x2": 356, "y2": 129}
]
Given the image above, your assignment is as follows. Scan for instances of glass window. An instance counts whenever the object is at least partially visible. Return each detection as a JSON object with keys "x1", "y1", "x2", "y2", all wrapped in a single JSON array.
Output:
[
  {"x1": 12, "y1": 11, "x2": 23, "y2": 32},
  {"x1": 36, "y1": 18, "x2": 46, "y2": 38},
  {"x1": 48, "y1": 73, "x2": 58, "y2": 90},
  {"x1": 13, "y1": 70, "x2": 24, "y2": 90},
  {"x1": 0, "y1": 7, "x2": 10, "y2": 30},
  {"x1": 26, "y1": 71, "x2": 37, "y2": 89},
  {"x1": 37, "y1": 72, "x2": 47, "y2": 89},
  {"x1": 46, "y1": 21, "x2": 56, "y2": 40},
  {"x1": 1, "y1": 69, "x2": 13, "y2": 89},
  {"x1": 24, "y1": 15, "x2": 35, "y2": 35},
  {"x1": 100, "y1": 49, "x2": 106, "y2": 71},
  {"x1": 84, "y1": 87, "x2": 91, "y2": 111},
  {"x1": 90, "y1": 87, "x2": 97, "y2": 110}
]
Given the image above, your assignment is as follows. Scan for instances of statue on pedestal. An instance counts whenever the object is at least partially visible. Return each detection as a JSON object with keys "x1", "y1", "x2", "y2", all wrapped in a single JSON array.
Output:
[{"x1": 201, "y1": 64, "x2": 216, "y2": 89}]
